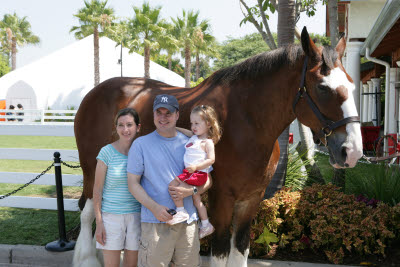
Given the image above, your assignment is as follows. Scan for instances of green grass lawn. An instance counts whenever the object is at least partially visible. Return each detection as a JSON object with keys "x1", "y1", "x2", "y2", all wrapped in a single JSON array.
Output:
[
  {"x1": 0, "y1": 135, "x2": 83, "y2": 245},
  {"x1": 315, "y1": 152, "x2": 386, "y2": 193},
  {"x1": 0, "y1": 159, "x2": 82, "y2": 175},
  {"x1": 0, "y1": 135, "x2": 77, "y2": 150},
  {"x1": 0, "y1": 183, "x2": 82, "y2": 199},
  {"x1": 0, "y1": 207, "x2": 80, "y2": 245}
]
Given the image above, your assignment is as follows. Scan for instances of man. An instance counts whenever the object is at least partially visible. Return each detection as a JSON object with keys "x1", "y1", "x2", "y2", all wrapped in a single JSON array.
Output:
[{"x1": 127, "y1": 94, "x2": 211, "y2": 267}]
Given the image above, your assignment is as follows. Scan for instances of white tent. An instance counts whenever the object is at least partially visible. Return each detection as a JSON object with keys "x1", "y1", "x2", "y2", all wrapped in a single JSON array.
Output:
[{"x1": 0, "y1": 35, "x2": 185, "y2": 110}]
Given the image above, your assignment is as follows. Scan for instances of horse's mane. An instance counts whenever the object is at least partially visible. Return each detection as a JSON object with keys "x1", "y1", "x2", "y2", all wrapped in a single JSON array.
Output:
[{"x1": 209, "y1": 44, "x2": 338, "y2": 85}]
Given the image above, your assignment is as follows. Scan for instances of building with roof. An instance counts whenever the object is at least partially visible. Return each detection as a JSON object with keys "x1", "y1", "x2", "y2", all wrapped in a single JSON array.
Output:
[{"x1": 327, "y1": 0, "x2": 400, "y2": 154}]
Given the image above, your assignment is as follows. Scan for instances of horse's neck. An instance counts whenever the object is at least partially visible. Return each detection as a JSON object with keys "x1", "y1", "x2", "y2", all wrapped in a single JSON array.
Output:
[{"x1": 241, "y1": 64, "x2": 300, "y2": 141}]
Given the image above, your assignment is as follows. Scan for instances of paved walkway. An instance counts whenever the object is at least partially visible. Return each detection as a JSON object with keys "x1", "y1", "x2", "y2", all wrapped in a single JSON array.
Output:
[{"x1": 0, "y1": 244, "x2": 356, "y2": 267}]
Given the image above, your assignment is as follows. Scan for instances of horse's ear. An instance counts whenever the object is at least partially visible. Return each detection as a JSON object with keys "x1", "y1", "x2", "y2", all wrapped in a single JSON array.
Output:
[
  {"x1": 301, "y1": 27, "x2": 318, "y2": 59},
  {"x1": 335, "y1": 36, "x2": 346, "y2": 60}
]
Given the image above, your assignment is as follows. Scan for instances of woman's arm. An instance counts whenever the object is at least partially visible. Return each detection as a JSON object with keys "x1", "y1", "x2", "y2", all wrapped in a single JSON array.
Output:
[
  {"x1": 176, "y1": 127, "x2": 193, "y2": 137},
  {"x1": 93, "y1": 160, "x2": 107, "y2": 245}
]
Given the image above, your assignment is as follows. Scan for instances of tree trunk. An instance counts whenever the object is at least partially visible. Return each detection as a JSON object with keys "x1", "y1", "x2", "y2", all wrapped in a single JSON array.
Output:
[
  {"x1": 94, "y1": 28, "x2": 100, "y2": 86},
  {"x1": 277, "y1": 0, "x2": 295, "y2": 47},
  {"x1": 332, "y1": 168, "x2": 346, "y2": 191},
  {"x1": 265, "y1": 0, "x2": 296, "y2": 198},
  {"x1": 296, "y1": 122, "x2": 325, "y2": 185},
  {"x1": 265, "y1": 127, "x2": 290, "y2": 198},
  {"x1": 168, "y1": 53, "x2": 172, "y2": 70},
  {"x1": 328, "y1": 0, "x2": 339, "y2": 47},
  {"x1": 328, "y1": 0, "x2": 344, "y2": 188},
  {"x1": 11, "y1": 38, "x2": 16, "y2": 71},
  {"x1": 195, "y1": 53, "x2": 200, "y2": 81},
  {"x1": 144, "y1": 44, "x2": 150, "y2": 78},
  {"x1": 184, "y1": 44, "x2": 191, "y2": 88}
]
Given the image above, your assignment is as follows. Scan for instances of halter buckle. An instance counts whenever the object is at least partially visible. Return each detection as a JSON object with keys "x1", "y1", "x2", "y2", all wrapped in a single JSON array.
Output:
[{"x1": 322, "y1": 126, "x2": 333, "y2": 137}]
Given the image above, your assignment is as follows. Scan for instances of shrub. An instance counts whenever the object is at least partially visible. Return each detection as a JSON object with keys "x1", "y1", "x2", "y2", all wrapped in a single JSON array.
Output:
[
  {"x1": 347, "y1": 163, "x2": 400, "y2": 206},
  {"x1": 250, "y1": 184, "x2": 400, "y2": 264},
  {"x1": 284, "y1": 147, "x2": 311, "y2": 191}
]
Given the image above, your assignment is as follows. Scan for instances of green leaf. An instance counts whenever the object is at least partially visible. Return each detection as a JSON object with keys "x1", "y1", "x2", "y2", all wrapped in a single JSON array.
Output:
[{"x1": 255, "y1": 227, "x2": 278, "y2": 245}]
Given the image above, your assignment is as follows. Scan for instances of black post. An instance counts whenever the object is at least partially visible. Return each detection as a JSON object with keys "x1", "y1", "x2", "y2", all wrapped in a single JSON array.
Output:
[{"x1": 45, "y1": 152, "x2": 75, "y2": 252}]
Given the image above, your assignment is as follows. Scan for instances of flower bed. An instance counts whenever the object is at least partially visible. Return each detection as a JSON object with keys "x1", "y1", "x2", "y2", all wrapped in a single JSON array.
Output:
[{"x1": 250, "y1": 184, "x2": 400, "y2": 264}]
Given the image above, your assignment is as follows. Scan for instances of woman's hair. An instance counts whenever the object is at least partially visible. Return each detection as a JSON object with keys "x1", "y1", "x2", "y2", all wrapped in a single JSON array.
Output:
[
  {"x1": 9, "y1": 105, "x2": 15, "y2": 109},
  {"x1": 17, "y1": 104, "x2": 23, "y2": 108},
  {"x1": 114, "y1": 108, "x2": 140, "y2": 126},
  {"x1": 191, "y1": 105, "x2": 222, "y2": 144}
]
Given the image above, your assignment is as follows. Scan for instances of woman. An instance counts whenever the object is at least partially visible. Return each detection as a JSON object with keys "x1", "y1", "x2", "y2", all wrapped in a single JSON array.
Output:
[{"x1": 93, "y1": 108, "x2": 141, "y2": 267}]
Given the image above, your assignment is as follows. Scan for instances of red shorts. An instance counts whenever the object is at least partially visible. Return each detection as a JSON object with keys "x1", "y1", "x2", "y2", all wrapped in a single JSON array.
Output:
[{"x1": 177, "y1": 169, "x2": 208, "y2": 186}]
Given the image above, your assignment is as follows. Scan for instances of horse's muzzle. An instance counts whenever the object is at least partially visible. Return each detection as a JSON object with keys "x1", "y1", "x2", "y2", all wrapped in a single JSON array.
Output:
[{"x1": 327, "y1": 131, "x2": 362, "y2": 169}]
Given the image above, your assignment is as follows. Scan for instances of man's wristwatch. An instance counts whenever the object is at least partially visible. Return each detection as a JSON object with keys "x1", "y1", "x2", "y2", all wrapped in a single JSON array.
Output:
[{"x1": 193, "y1": 186, "x2": 198, "y2": 195}]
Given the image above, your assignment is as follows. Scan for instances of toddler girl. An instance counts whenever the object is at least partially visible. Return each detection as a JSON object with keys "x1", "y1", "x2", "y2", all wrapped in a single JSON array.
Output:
[{"x1": 168, "y1": 105, "x2": 222, "y2": 239}]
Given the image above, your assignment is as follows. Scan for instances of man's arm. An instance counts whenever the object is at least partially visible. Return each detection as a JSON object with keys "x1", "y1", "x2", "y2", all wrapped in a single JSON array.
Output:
[
  {"x1": 176, "y1": 127, "x2": 193, "y2": 137},
  {"x1": 168, "y1": 173, "x2": 213, "y2": 201},
  {"x1": 128, "y1": 173, "x2": 173, "y2": 222}
]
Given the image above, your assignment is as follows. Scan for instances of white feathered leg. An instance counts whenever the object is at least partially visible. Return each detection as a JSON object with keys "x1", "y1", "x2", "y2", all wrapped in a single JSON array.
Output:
[
  {"x1": 72, "y1": 199, "x2": 102, "y2": 267},
  {"x1": 227, "y1": 232, "x2": 249, "y2": 267}
]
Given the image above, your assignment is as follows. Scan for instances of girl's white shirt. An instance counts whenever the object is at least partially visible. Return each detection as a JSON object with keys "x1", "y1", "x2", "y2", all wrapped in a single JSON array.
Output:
[{"x1": 183, "y1": 135, "x2": 211, "y2": 173}]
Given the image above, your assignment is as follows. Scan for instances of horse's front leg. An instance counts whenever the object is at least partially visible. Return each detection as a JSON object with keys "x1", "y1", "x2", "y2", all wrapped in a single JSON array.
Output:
[
  {"x1": 209, "y1": 189, "x2": 235, "y2": 267},
  {"x1": 227, "y1": 194, "x2": 265, "y2": 267}
]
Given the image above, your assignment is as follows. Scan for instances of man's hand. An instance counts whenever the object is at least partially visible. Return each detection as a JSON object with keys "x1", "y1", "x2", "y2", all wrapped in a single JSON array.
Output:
[
  {"x1": 168, "y1": 177, "x2": 193, "y2": 200},
  {"x1": 152, "y1": 204, "x2": 173, "y2": 222},
  {"x1": 186, "y1": 165, "x2": 197, "y2": 173}
]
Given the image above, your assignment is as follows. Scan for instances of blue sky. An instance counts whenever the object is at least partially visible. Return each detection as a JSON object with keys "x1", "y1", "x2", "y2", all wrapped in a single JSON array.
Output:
[{"x1": 1, "y1": 0, "x2": 326, "y2": 68}]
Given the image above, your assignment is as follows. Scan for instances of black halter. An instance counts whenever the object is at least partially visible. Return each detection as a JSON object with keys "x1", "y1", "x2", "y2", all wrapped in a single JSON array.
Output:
[{"x1": 292, "y1": 56, "x2": 360, "y2": 145}]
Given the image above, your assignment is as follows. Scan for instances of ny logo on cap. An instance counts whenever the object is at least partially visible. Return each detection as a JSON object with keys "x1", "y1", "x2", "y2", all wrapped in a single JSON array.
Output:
[{"x1": 161, "y1": 96, "x2": 168, "y2": 103}]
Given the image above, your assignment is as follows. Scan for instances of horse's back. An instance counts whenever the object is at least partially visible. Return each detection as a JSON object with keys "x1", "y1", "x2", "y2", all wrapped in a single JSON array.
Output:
[{"x1": 74, "y1": 77, "x2": 184, "y2": 206}]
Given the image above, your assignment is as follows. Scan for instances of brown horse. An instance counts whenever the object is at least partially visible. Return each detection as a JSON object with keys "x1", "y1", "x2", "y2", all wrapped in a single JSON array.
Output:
[{"x1": 74, "y1": 27, "x2": 362, "y2": 266}]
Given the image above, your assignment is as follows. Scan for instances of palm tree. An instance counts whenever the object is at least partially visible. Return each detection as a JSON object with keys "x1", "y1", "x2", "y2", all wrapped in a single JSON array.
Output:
[
  {"x1": 108, "y1": 19, "x2": 131, "y2": 77},
  {"x1": 172, "y1": 10, "x2": 210, "y2": 88},
  {"x1": 70, "y1": 0, "x2": 114, "y2": 86},
  {"x1": 193, "y1": 27, "x2": 219, "y2": 81},
  {"x1": 158, "y1": 22, "x2": 180, "y2": 71},
  {"x1": 0, "y1": 13, "x2": 39, "y2": 71},
  {"x1": 128, "y1": 2, "x2": 167, "y2": 78}
]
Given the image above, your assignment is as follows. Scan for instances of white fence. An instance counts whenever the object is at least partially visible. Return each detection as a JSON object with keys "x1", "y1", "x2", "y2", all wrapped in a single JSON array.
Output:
[
  {"x1": 0, "y1": 109, "x2": 77, "y2": 125},
  {"x1": 0, "y1": 129, "x2": 81, "y2": 211}
]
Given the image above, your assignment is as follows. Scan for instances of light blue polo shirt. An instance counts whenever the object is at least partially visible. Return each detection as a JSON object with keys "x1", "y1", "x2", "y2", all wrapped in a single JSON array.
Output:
[{"x1": 127, "y1": 130, "x2": 198, "y2": 223}]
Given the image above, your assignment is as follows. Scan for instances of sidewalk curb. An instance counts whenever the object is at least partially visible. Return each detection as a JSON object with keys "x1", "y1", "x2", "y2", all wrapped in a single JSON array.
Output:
[{"x1": 0, "y1": 244, "x2": 355, "y2": 266}]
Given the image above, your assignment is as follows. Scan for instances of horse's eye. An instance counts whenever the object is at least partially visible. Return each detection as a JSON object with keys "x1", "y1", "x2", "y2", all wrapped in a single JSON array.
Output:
[{"x1": 318, "y1": 85, "x2": 330, "y2": 92}]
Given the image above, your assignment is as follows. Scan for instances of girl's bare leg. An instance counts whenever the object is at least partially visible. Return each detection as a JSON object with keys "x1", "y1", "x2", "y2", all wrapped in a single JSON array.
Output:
[
  {"x1": 193, "y1": 194, "x2": 208, "y2": 220},
  {"x1": 169, "y1": 178, "x2": 184, "y2": 208}
]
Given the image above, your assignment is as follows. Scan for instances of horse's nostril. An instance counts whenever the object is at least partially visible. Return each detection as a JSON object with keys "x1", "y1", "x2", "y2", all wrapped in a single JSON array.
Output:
[
  {"x1": 341, "y1": 146, "x2": 347, "y2": 160},
  {"x1": 345, "y1": 163, "x2": 349, "y2": 167}
]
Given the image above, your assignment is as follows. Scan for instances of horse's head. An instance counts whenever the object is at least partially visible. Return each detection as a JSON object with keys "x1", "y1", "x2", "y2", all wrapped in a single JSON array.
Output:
[{"x1": 294, "y1": 27, "x2": 363, "y2": 168}]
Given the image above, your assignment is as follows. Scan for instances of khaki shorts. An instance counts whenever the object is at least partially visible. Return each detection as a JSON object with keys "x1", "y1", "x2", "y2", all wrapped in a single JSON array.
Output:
[
  {"x1": 138, "y1": 221, "x2": 200, "y2": 267},
  {"x1": 96, "y1": 212, "x2": 141, "y2": 251}
]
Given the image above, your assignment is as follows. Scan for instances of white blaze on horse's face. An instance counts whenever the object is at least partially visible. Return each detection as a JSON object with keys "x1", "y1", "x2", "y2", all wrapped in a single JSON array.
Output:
[{"x1": 321, "y1": 67, "x2": 363, "y2": 168}]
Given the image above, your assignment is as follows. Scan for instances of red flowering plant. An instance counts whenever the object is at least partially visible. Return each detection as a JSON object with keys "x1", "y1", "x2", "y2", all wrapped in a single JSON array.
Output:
[{"x1": 249, "y1": 184, "x2": 400, "y2": 264}]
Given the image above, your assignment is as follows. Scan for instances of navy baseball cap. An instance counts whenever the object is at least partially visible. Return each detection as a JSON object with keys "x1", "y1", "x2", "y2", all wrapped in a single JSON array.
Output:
[{"x1": 153, "y1": 94, "x2": 179, "y2": 113}]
